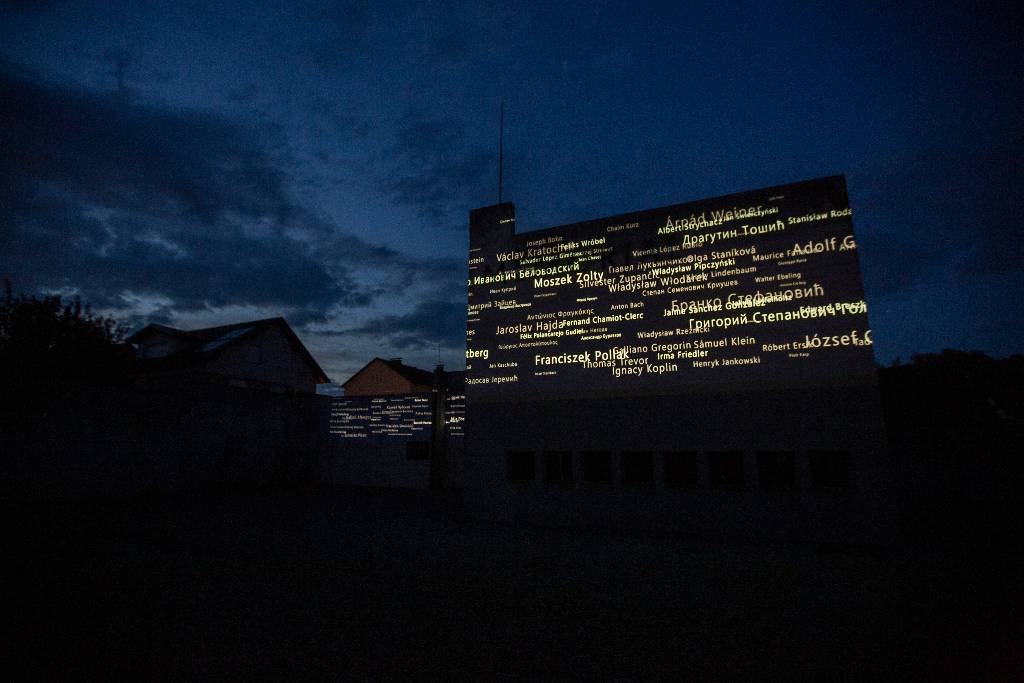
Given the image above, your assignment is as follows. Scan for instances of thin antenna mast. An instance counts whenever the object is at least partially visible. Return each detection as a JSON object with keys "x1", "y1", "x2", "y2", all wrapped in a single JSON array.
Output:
[{"x1": 497, "y1": 98, "x2": 504, "y2": 203}]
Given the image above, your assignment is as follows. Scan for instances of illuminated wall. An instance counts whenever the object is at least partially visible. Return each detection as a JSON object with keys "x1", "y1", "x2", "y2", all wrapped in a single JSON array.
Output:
[
  {"x1": 467, "y1": 176, "x2": 874, "y2": 400},
  {"x1": 325, "y1": 386, "x2": 465, "y2": 490},
  {"x1": 464, "y1": 176, "x2": 896, "y2": 540},
  {"x1": 330, "y1": 394, "x2": 432, "y2": 441},
  {"x1": 445, "y1": 391, "x2": 465, "y2": 438}
]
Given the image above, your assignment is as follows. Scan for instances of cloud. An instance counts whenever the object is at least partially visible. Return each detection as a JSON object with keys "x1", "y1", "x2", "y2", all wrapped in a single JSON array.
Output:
[
  {"x1": 226, "y1": 82, "x2": 259, "y2": 103},
  {"x1": 0, "y1": 67, "x2": 460, "y2": 331},
  {"x1": 306, "y1": 1, "x2": 373, "y2": 71},
  {"x1": 339, "y1": 300, "x2": 467, "y2": 352},
  {"x1": 0, "y1": 67, "x2": 293, "y2": 220},
  {"x1": 305, "y1": 93, "x2": 374, "y2": 139},
  {"x1": 377, "y1": 107, "x2": 495, "y2": 225}
]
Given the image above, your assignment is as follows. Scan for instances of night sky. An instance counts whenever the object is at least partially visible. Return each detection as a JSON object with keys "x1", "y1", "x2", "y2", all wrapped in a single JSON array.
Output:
[{"x1": 2, "y1": 1, "x2": 1020, "y2": 382}]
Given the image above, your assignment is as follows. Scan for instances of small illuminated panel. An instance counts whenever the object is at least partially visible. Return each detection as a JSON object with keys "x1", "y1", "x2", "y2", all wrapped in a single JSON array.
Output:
[
  {"x1": 330, "y1": 394, "x2": 432, "y2": 440},
  {"x1": 445, "y1": 392, "x2": 465, "y2": 437}
]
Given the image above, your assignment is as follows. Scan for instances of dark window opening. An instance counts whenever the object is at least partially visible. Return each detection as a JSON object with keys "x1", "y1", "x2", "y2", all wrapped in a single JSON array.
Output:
[
  {"x1": 709, "y1": 451, "x2": 745, "y2": 488},
  {"x1": 582, "y1": 451, "x2": 612, "y2": 483},
  {"x1": 809, "y1": 450, "x2": 850, "y2": 488},
  {"x1": 406, "y1": 441, "x2": 430, "y2": 461},
  {"x1": 757, "y1": 451, "x2": 795, "y2": 488},
  {"x1": 664, "y1": 451, "x2": 698, "y2": 487},
  {"x1": 506, "y1": 451, "x2": 535, "y2": 481},
  {"x1": 544, "y1": 451, "x2": 573, "y2": 483},
  {"x1": 622, "y1": 451, "x2": 654, "y2": 484}
]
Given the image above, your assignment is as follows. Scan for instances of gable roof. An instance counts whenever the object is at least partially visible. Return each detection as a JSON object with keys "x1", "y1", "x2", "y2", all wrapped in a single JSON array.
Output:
[
  {"x1": 129, "y1": 317, "x2": 329, "y2": 383},
  {"x1": 129, "y1": 323, "x2": 194, "y2": 341},
  {"x1": 342, "y1": 357, "x2": 434, "y2": 389}
]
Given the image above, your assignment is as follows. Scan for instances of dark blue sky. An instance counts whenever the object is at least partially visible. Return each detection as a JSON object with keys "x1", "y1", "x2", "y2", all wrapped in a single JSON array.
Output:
[{"x1": 2, "y1": 1, "x2": 1020, "y2": 380}]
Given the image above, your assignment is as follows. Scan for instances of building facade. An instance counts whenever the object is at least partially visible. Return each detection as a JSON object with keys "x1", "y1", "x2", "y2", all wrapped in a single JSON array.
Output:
[{"x1": 463, "y1": 177, "x2": 898, "y2": 542}]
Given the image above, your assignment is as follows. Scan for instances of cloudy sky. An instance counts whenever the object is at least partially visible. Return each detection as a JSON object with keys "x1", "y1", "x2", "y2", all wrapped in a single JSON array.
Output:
[{"x1": 1, "y1": 1, "x2": 1020, "y2": 381}]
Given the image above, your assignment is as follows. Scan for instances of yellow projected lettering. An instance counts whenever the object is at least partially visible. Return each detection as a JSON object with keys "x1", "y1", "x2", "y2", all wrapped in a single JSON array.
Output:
[{"x1": 465, "y1": 177, "x2": 876, "y2": 398}]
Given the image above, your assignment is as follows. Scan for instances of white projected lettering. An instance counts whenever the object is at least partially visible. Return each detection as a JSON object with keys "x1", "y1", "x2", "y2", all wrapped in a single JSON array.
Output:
[
  {"x1": 330, "y1": 395, "x2": 431, "y2": 439},
  {"x1": 466, "y1": 176, "x2": 876, "y2": 401}
]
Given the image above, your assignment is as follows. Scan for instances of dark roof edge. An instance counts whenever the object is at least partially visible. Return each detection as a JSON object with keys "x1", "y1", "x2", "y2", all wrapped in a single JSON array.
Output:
[
  {"x1": 129, "y1": 317, "x2": 329, "y2": 384},
  {"x1": 341, "y1": 357, "x2": 434, "y2": 388}
]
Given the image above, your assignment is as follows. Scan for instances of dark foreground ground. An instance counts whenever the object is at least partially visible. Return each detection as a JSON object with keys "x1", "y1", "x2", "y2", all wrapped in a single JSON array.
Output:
[{"x1": 7, "y1": 488, "x2": 1023, "y2": 680}]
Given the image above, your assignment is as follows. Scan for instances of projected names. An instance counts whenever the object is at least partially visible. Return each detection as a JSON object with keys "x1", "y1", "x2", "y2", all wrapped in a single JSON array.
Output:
[
  {"x1": 466, "y1": 176, "x2": 876, "y2": 400},
  {"x1": 329, "y1": 395, "x2": 432, "y2": 440}
]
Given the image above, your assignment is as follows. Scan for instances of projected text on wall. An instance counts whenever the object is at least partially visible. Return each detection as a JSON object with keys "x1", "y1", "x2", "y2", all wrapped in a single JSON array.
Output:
[
  {"x1": 466, "y1": 176, "x2": 875, "y2": 401},
  {"x1": 330, "y1": 395, "x2": 431, "y2": 440}
]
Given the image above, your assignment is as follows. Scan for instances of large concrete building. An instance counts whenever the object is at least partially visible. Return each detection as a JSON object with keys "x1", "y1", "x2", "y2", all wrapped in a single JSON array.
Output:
[{"x1": 462, "y1": 178, "x2": 898, "y2": 542}]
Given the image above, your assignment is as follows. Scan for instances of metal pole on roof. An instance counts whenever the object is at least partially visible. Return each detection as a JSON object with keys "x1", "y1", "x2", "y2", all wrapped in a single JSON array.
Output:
[{"x1": 498, "y1": 98, "x2": 504, "y2": 204}]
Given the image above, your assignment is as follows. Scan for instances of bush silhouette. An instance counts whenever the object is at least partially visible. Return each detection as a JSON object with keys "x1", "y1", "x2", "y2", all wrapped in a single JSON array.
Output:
[{"x1": 0, "y1": 280, "x2": 129, "y2": 385}]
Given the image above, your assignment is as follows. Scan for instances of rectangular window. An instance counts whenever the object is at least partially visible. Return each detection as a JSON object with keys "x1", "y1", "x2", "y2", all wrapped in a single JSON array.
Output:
[
  {"x1": 405, "y1": 441, "x2": 430, "y2": 461},
  {"x1": 664, "y1": 451, "x2": 698, "y2": 486},
  {"x1": 582, "y1": 451, "x2": 612, "y2": 483},
  {"x1": 544, "y1": 451, "x2": 573, "y2": 483},
  {"x1": 506, "y1": 451, "x2": 535, "y2": 481},
  {"x1": 622, "y1": 451, "x2": 654, "y2": 484},
  {"x1": 809, "y1": 450, "x2": 850, "y2": 488},
  {"x1": 757, "y1": 451, "x2": 795, "y2": 488},
  {"x1": 709, "y1": 450, "x2": 745, "y2": 488}
]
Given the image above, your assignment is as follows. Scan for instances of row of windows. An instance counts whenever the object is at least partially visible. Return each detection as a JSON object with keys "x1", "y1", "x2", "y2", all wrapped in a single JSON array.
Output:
[{"x1": 506, "y1": 449, "x2": 850, "y2": 489}]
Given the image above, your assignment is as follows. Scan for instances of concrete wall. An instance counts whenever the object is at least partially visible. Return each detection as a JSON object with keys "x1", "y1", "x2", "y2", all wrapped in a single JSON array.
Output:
[
  {"x1": 320, "y1": 390, "x2": 464, "y2": 489},
  {"x1": 317, "y1": 440, "x2": 430, "y2": 489},
  {"x1": 1, "y1": 374, "x2": 1014, "y2": 541},
  {"x1": 1, "y1": 375, "x2": 324, "y2": 502},
  {"x1": 464, "y1": 385, "x2": 899, "y2": 543},
  {"x1": 0, "y1": 374, "x2": 463, "y2": 502}
]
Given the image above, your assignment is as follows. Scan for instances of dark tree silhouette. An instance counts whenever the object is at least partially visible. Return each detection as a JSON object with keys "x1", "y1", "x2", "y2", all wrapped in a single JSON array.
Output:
[
  {"x1": 0, "y1": 280, "x2": 129, "y2": 385},
  {"x1": 880, "y1": 350, "x2": 1024, "y2": 463}
]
